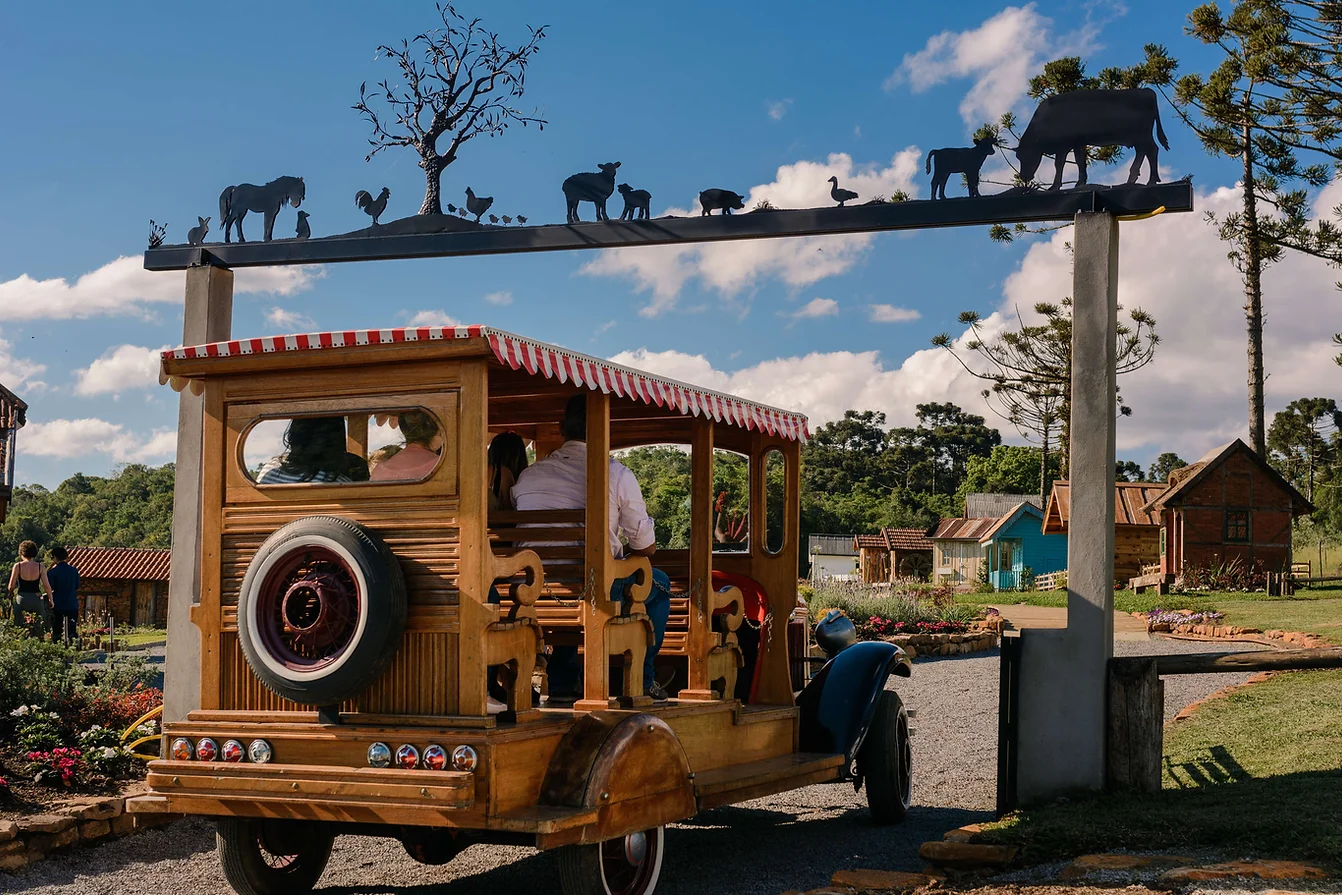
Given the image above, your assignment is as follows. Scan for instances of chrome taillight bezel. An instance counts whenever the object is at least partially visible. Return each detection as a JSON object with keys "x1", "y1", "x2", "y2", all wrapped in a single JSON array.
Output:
[
  {"x1": 221, "y1": 739, "x2": 245, "y2": 763},
  {"x1": 395, "y1": 744, "x2": 420, "y2": 769},
  {"x1": 170, "y1": 737, "x2": 194, "y2": 761},
  {"x1": 195, "y1": 738, "x2": 218, "y2": 762},
  {"x1": 451, "y1": 744, "x2": 478, "y2": 772},
  {"x1": 422, "y1": 744, "x2": 448, "y2": 771},
  {"x1": 247, "y1": 739, "x2": 273, "y2": 764},
  {"x1": 367, "y1": 742, "x2": 392, "y2": 768}
]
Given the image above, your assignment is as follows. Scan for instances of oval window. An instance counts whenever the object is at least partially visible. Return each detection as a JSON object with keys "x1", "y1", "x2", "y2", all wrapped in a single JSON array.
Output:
[
  {"x1": 242, "y1": 409, "x2": 443, "y2": 485},
  {"x1": 764, "y1": 449, "x2": 785, "y2": 555},
  {"x1": 712, "y1": 450, "x2": 750, "y2": 553}
]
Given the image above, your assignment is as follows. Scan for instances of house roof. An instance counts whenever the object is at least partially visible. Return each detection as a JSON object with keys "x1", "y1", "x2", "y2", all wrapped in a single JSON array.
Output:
[
  {"x1": 162, "y1": 325, "x2": 808, "y2": 441},
  {"x1": 1043, "y1": 481, "x2": 1165, "y2": 533},
  {"x1": 809, "y1": 534, "x2": 858, "y2": 557},
  {"x1": 930, "y1": 517, "x2": 1000, "y2": 541},
  {"x1": 978, "y1": 502, "x2": 1045, "y2": 543},
  {"x1": 0, "y1": 382, "x2": 26, "y2": 429},
  {"x1": 853, "y1": 534, "x2": 886, "y2": 550},
  {"x1": 1142, "y1": 439, "x2": 1314, "y2": 515},
  {"x1": 965, "y1": 493, "x2": 1042, "y2": 518},
  {"x1": 65, "y1": 547, "x2": 171, "y2": 582},
  {"x1": 883, "y1": 527, "x2": 934, "y2": 551}
]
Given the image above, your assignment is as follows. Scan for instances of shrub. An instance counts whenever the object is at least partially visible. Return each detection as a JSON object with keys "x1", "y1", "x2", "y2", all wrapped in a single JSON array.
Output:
[
  {"x1": 53, "y1": 685, "x2": 163, "y2": 735},
  {"x1": 11, "y1": 705, "x2": 63, "y2": 752},
  {"x1": 0, "y1": 623, "x2": 83, "y2": 717},
  {"x1": 26, "y1": 747, "x2": 86, "y2": 786},
  {"x1": 78, "y1": 725, "x2": 136, "y2": 779},
  {"x1": 1176, "y1": 555, "x2": 1268, "y2": 592}
]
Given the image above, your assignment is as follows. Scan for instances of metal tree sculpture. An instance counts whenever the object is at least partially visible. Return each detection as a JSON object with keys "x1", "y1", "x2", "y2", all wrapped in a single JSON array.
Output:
[{"x1": 354, "y1": 4, "x2": 547, "y2": 217}]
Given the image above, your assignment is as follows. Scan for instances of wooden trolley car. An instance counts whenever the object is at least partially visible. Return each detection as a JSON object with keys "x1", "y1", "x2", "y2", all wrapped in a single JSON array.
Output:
[{"x1": 128, "y1": 324, "x2": 913, "y2": 895}]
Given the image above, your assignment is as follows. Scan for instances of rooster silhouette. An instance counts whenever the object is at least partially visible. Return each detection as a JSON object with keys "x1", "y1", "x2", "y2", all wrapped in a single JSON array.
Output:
[{"x1": 355, "y1": 187, "x2": 390, "y2": 225}]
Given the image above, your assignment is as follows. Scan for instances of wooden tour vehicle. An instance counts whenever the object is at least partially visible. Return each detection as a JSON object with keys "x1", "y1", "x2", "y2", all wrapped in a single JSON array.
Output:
[{"x1": 129, "y1": 324, "x2": 915, "y2": 895}]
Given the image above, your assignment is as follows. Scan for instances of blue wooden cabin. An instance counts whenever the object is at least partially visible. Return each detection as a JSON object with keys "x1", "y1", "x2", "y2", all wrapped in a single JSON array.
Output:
[{"x1": 978, "y1": 502, "x2": 1067, "y2": 591}]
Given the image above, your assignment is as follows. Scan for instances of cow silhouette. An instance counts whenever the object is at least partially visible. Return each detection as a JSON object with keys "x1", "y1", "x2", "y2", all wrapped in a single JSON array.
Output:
[{"x1": 1015, "y1": 88, "x2": 1169, "y2": 191}]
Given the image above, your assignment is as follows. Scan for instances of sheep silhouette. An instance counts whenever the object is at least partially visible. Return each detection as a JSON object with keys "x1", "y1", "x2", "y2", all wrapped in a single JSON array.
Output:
[
  {"x1": 618, "y1": 183, "x2": 652, "y2": 221},
  {"x1": 563, "y1": 161, "x2": 621, "y2": 223}
]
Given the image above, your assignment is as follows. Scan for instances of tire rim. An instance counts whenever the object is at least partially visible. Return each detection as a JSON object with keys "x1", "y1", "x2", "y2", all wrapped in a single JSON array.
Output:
[
  {"x1": 599, "y1": 829, "x2": 660, "y2": 895},
  {"x1": 255, "y1": 545, "x2": 361, "y2": 672},
  {"x1": 898, "y1": 714, "x2": 913, "y2": 806}
]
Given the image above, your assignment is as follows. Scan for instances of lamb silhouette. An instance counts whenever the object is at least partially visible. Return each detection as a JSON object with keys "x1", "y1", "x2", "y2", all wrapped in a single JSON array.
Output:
[
  {"x1": 563, "y1": 161, "x2": 621, "y2": 223},
  {"x1": 925, "y1": 136, "x2": 997, "y2": 200},
  {"x1": 618, "y1": 183, "x2": 652, "y2": 221}
]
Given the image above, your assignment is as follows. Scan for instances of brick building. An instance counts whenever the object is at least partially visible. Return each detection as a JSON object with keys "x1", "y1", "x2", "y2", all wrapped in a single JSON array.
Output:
[
  {"x1": 1141, "y1": 439, "x2": 1312, "y2": 586},
  {"x1": 66, "y1": 547, "x2": 171, "y2": 628}
]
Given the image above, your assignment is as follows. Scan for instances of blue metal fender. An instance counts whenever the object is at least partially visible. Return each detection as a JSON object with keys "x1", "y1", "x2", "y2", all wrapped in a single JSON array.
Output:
[{"x1": 796, "y1": 641, "x2": 911, "y2": 772}]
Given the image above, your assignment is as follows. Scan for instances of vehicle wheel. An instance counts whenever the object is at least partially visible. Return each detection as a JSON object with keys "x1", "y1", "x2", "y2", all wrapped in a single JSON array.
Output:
[
  {"x1": 216, "y1": 818, "x2": 334, "y2": 895},
  {"x1": 859, "y1": 689, "x2": 912, "y2": 824},
  {"x1": 238, "y1": 516, "x2": 407, "y2": 706},
  {"x1": 557, "y1": 826, "x2": 665, "y2": 895},
  {"x1": 400, "y1": 828, "x2": 468, "y2": 865}
]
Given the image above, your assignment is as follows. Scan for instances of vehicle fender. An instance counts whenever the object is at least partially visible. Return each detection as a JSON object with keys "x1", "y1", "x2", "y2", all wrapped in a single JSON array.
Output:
[
  {"x1": 796, "y1": 641, "x2": 909, "y2": 767},
  {"x1": 538, "y1": 711, "x2": 695, "y2": 847}
]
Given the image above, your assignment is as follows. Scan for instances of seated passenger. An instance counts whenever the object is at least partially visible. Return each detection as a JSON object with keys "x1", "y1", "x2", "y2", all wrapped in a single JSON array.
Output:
[
  {"x1": 370, "y1": 410, "x2": 441, "y2": 482},
  {"x1": 256, "y1": 417, "x2": 367, "y2": 484},
  {"x1": 511, "y1": 394, "x2": 672, "y2": 704},
  {"x1": 487, "y1": 431, "x2": 529, "y2": 512}
]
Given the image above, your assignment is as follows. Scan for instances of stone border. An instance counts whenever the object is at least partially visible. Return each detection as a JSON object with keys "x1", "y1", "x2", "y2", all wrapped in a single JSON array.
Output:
[
  {"x1": 0, "y1": 792, "x2": 178, "y2": 872},
  {"x1": 877, "y1": 629, "x2": 999, "y2": 659},
  {"x1": 1137, "y1": 612, "x2": 1334, "y2": 650}
]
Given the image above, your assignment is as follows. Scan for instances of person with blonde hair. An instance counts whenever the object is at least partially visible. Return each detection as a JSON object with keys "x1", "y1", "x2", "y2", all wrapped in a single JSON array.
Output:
[{"x1": 370, "y1": 410, "x2": 442, "y2": 482}]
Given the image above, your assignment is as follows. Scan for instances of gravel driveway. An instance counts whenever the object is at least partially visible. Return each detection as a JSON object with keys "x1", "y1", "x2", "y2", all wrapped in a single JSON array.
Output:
[{"x1": 7, "y1": 637, "x2": 1266, "y2": 895}]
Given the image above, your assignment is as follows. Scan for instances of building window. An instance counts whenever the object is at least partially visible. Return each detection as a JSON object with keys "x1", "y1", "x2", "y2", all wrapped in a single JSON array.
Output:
[
  {"x1": 1159, "y1": 526, "x2": 1167, "y2": 556},
  {"x1": 1224, "y1": 510, "x2": 1250, "y2": 543}
]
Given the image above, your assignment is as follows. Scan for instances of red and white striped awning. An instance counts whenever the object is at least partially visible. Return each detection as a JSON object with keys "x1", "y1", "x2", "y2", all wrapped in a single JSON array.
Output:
[{"x1": 162, "y1": 325, "x2": 809, "y2": 441}]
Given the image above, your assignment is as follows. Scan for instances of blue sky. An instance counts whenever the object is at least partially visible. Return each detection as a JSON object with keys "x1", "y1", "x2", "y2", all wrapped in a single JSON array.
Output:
[{"x1": 1, "y1": 0, "x2": 1337, "y2": 487}]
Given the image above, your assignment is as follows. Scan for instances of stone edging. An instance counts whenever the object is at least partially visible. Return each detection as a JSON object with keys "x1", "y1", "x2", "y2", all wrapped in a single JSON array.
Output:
[
  {"x1": 878, "y1": 630, "x2": 999, "y2": 658},
  {"x1": 0, "y1": 793, "x2": 177, "y2": 872}
]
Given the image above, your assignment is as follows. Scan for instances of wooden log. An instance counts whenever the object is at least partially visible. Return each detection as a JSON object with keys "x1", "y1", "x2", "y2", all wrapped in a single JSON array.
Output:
[
  {"x1": 1106, "y1": 657, "x2": 1162, "y2": 793},
  {"x1": 1138, "y1": 647, "x2": 1342, "y2": 676}
]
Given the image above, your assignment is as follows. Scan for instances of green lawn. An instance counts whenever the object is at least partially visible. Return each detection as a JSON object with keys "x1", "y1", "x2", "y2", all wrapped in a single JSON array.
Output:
[
  {"x1": 1217, "y1": 597, "x2": 1342, "y2": 645},
  {"x1": 957, "y1": 589, "x2": 1218, "y2": 614},
  {"x1": 118, "y1": 629, "x2": 167, "y2": 647},
  {"x1": 978, "y1": 669, "x2": 1342, "y2": 868}
]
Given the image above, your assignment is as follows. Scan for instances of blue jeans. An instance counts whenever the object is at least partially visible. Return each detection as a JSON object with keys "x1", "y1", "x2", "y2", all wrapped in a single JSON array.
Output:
[{"x1": 547, "y1": 567, "x2": 671, "y2": 697}]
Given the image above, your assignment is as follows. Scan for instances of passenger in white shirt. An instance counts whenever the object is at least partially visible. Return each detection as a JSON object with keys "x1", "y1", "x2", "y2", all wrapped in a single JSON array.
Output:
[{"x1": 512, "y1": 395, "x2": 672, "y2": 703}]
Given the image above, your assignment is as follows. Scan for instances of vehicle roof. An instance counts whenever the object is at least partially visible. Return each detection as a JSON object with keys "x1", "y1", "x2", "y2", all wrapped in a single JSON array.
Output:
[{"x1": 161, "y1": 324, "x2": 809, "y2": 441}]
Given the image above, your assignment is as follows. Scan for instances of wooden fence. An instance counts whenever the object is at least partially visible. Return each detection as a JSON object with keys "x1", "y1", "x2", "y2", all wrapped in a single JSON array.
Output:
[
  {"x1": 1035, "y1": 570, "x2": 1067, "y2": 591},
  {"x1": 1107, "y1": 648, "x2": 1342, "y2": 792}
]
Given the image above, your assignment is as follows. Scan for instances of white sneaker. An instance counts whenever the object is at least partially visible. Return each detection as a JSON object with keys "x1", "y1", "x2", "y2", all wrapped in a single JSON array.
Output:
[{"x1": 487, "y1": 697, "x2": 507, "y2": 715}]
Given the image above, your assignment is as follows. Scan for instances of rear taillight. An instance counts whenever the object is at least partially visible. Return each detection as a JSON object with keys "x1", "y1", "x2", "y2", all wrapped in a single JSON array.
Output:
[
  {"x1": 422, "y1": 744, "x2": 448, "y2": 771},
  {"x1": 247, "y1": 739, "x2": 273, "y2": 764},
  {"x1": 170, "y1": 738, "x2": 194, "y2": 761},
  {"x1": 221, "y1": 740, "x2": 245, "y2": 763},
  {"x1": 395, "y1": 744, "x2": 420, "y2": 769},
  {"x1": 451, "y1": 745, "x2": 478, "y2": 772},
  {"x1": 368, "y1": 742, "x2": 391, "y2": 768},
  {"x1": 195, "y1": 738, "x2": 218, "y2": 762}
]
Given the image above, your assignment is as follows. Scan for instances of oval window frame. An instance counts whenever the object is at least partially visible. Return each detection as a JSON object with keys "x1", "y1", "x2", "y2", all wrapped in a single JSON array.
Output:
[{"x1": 762, "y1": 448, "x2": 786, "y2": 556}]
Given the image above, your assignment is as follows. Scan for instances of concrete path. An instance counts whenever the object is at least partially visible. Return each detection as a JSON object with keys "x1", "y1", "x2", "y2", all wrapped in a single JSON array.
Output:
[{"x1": 988, "y1": 603, "x2": 1151, "y2": 640}]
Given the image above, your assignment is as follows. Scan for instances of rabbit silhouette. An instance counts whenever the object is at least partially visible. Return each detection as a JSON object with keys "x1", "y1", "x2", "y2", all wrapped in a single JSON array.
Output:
[
  {"x1": 295, "y1": 211, "x2": 311, "y2": 240},
  {"x1": 187, "y1": 216, "x2": 211, "y2": 246}
]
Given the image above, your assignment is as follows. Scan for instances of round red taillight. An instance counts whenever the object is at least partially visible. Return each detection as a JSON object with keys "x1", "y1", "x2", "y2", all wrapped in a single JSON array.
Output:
[
  {"x1": 195, "y1": 738, "x2": 218, "y2": 762},
  {"x1": 170, "y1": 738, "x2": 194, "y2": 761},
  {"x1": 395, "y1": 744, "x2": 420, "y2": 769},
  {"x1": 221, "y1": 739, "x2": 245, "y2": 763}
]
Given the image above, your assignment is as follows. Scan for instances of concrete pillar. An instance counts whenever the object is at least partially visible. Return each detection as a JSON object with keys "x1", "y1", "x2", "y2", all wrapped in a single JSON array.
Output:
[
  {"x1": 1013, "y1": 211, "x2": 1118, "y2": 802},
  {"x1": 164, "y1": 263, "x2": 232, "y2": 723}
]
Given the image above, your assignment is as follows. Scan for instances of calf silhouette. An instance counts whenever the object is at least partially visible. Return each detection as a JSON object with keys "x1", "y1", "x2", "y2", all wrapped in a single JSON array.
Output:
[
  {"x1": 618, "y1": 183, "x2": 651, "y2": 220},
  {"x1": 925, "y1": 136, "x2": 997, "y2": 200},
  {"x1": 563, "y1": 161, "x2": 621, "y2": 223}
]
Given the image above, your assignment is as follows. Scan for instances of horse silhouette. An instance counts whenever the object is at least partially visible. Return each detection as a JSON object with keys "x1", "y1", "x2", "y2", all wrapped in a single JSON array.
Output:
[{"x1": 219, "y1": 176, "x2": 306, "y2": 242}]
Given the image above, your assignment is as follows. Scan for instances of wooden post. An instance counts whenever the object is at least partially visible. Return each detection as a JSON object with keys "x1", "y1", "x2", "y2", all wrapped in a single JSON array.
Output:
[
  {"x1": 346, "y1": 413, "x2": 369, "y2": 459},
  {"x1": 680, "y1": 416, "x2": 717, "y2": 701},
  {"x1": 576, "y1": 392, "x2": 618, "y2": 712},
  {"x1": 164, "y1": 263, "x2": 232, "y2": 723},
  {"x1": 457, "y1": 361, "x2": 492, "y2": 716},
  {"x1": 1106, "y1": 657, "x2": 1163, "y2": 792},
  {"x1": 750, "y1": 437, "x2": 801, "y2": 705}
]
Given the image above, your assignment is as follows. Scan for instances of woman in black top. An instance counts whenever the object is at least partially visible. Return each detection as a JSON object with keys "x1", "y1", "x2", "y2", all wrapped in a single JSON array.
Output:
[{"x1": 7, "y1": 540, "x2": 53, "y2": 634}]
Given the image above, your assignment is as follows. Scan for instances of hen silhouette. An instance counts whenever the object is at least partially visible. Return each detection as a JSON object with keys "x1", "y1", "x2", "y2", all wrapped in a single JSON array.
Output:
[{"x1": 465, "y1": 187, "x2": 493, "y2": 222}]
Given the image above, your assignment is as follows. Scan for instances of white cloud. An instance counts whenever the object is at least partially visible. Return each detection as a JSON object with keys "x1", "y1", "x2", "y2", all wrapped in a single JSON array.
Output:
[
  {"x1": 73, "y1": 345, "x2": 167, "y2": 397},
  {"x1": 610, "y1": 181, "x2": 1342, "y2": 463},
  {"x1": 484, "y1": 290, "x2": 513, "y2": 306},
  {"x1": 264, "y1": 307, "x2": 315, "y2": 331},
  {"x1": 0, "y1": 331, "x2": 47, "y2": 393},
  {"x1": 870, "y1": 304, "x2": 922, "y2": 323},
  {"x1": 767, "y1": 99, "x2": 793, "y2": 121},
  {"x1": 405, "y1": 309, "x2": 462, "y2": 327},
  {"x1": 594, "y1": 320, "x2": 617, "y2": 337},
  {"x1": 21, "y1": 418, "x2": 177, "y2": 462},
  {"x1": 888, "y1": 3, "x2": 1077, "y2": 126},
  {"x1": 0, "y1": 256, "x2": 320, "y2": 321},
  {"x1": 791, "y1": 298, "x2": 839, "y2": 319},
  {"x1": 580, "y1": 149, "x2": 923, "y2": 316}
]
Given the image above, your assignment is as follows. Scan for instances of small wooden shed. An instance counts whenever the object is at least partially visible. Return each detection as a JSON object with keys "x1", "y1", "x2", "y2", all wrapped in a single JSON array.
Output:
[
  {"x1": 854, "y1": 534, "x2": 888, "y2": 583},
  {"x1": 1139, "y1": 439, "x2": 1312, "y2": 588},
  {"x1": 0, "y1": 383, "x2": 26, "y2": 524},
  {"x1": 66, "y1": 546, "x2": 171, "y2": 628},
  {"x1": 978, "y1": 502, "x2": 1067, "y2": 591},
  {"x1": 929, "y1": 517, "x2": 997, "y2": 586},
  {"x1": 1043, "y1": 480, "x2": 1165, "y2": 584},
  {"x1": 853, "y1": 528, "x2": 935, "y2": 583}
]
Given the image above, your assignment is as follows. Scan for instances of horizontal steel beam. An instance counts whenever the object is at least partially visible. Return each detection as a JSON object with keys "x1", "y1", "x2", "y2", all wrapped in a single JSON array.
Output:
[{"x1": 143, "y1": 181, "x2": 1194, "y2": 271}]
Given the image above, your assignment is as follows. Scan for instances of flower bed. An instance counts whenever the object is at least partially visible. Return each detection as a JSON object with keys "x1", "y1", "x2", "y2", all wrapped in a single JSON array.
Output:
[{"x1": 805, "y1": 580, "x2": 1001, "y2": 657}]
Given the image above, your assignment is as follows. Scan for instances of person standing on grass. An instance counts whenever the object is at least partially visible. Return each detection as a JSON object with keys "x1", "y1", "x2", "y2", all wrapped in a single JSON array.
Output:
[
  {"x1": 46, "y1": 546, "x2": 79, "y2": 645},
  {"x1": 8, "y1": 540, "x2": 53, "y2": 635}
]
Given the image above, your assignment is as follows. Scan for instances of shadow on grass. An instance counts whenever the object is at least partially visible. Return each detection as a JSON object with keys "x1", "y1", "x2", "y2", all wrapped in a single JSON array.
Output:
[
  {"x1": 979, "y1": 769, "x2": 1342, "y2": 870},
  {"x1": 1164, "y1": 744, "x2": 1252, "y2": 787}
]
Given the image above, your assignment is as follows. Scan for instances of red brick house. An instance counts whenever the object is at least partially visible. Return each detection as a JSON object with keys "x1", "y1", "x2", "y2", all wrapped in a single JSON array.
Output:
[
  {"x1": 66, "y1": 547, "x2": 171, "y2": 628},
  {"x1": 0, "y1": 382, "x2": 26, "y2": 524},
  {"x1": 1140, "y1": 440, "x2": 1312, "y2": 587}
]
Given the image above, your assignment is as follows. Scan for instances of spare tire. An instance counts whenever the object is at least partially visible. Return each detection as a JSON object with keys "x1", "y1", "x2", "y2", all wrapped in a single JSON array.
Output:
[{"x1": 238, "y1": 516, "x2": 407, "y2": 706}]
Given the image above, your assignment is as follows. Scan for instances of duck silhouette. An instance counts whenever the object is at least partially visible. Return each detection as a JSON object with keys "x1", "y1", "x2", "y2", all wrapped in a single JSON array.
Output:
[{"x1": 827, "y1": 176, "x2": 858, "y2": 207}]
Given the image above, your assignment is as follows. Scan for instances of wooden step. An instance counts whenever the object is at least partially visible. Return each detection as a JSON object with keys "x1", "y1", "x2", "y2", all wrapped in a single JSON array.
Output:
[
  {"x1": 490, "y1": 804, "x2": 600, "y2": 834},
  {"x1": 693, "y1": 752, "x2": 845, "y2": 809}
]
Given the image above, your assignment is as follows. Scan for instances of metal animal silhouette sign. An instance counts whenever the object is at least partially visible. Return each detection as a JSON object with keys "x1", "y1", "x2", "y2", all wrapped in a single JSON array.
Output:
[
  {"x1": 563, "y1": 162, "x2": 621, "y2": 223},
  {"x1": 925, "y1": 137, "x2": 997, "y2": 200},
  {"x1": 219, "y1": 176, "x2": 305, "y2": 242},
  {"x1": 1015, "y1": 88, "x2": 1169, "y2": 190}
]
